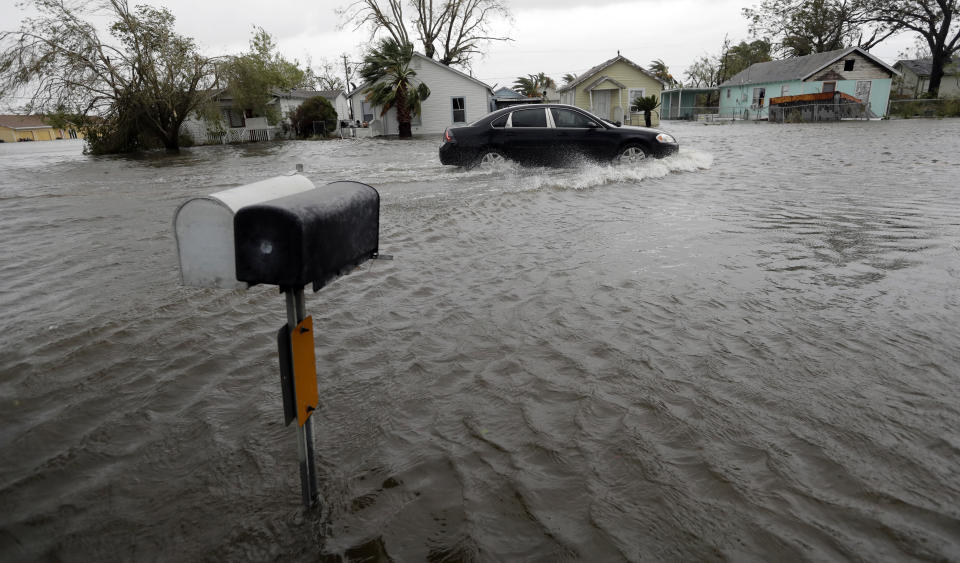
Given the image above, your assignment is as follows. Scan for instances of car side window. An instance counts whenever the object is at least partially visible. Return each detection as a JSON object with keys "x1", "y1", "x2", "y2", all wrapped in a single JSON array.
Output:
[
  {"x1": 490, "y1": 115, "x2": 508, "y2": 128},
  {"x1": 550, "y1": 108, "x2": 593, "y2": 128},
  {"x1": 510, "y1": 109, "x2": 547, "y2": 128}
]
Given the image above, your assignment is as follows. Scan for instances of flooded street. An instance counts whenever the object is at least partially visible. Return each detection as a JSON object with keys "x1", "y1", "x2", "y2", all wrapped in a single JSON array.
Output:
[{"x1": 1, "y1": 119, "x2": 959, "y2": 561}]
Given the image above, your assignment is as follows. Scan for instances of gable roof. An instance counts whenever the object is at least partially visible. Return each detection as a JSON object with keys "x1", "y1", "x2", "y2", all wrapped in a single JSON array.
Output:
[
  {"x1": 558, "y1": 55, "x2": 664, "y2": 92},
  {"x1": 274, "y1": 89, "x2": 345, "y2": 100},
  {"x1": 896, "y1": 58, "x2": 933, "y2": 77},
  {"x1": 0, "y1": 115, "x2": 53, "y2": 129},
  {"x1": 895, "y1": 57, "x2": 960, "y2": 77},
  {"x1": 493, "y1": 87, "x2": 526, "y2": 99},
  {"x1": 347, "y1": 53, "x2": 493, "y2": 98},
  {"x1": 720, "y1": 47, "x2": 898, "y2": 87}
]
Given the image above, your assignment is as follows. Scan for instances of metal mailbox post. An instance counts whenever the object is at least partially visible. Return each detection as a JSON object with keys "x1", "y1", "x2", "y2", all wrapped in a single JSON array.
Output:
[{"x1": 174, "y1": 174, "x2": 381, "y2": 508}]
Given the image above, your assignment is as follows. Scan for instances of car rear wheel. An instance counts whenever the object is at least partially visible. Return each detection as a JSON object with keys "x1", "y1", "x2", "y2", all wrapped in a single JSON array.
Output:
[
  {"x1": 473, "y1": 149, "x2": 507, "y2": 169},
  {"x1": 616, "y1": 144, "x2": 648, "y2": 165}
]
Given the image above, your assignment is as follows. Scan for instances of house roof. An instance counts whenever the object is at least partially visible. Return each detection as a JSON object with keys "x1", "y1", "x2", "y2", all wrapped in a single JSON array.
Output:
[
  {"x1": 0, "y1": 115, "x2": 53, "y2": 130},
  {"x1": 895, "y1": 57, "x2": 959, "y2": 77},
  {"x1": 274, "y1": 88, "x2": 345, "y2": 100},
  {"x1": 347, "y1": 53, "x2": 493, "y2": 98},
  {"x1": 720, "y1": 47, "x2": 898, "y2": 87},
  {"x1": 557, "y1": 54, "x2": 665, "y2": 93},
  {"x1": 493, "y1": 87, "x2": 526, "y2": 99},
  {"x1": 896, "y1": 58, "x2": 933, "y2": 77},
  {"x1": 583, "y1": 75, "x2": 628, "y2": 91}
]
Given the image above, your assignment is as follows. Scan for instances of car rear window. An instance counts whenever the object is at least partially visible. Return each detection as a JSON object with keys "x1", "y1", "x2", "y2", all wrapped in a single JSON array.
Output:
[
  {"x1": 510, "y1": 109, "x2": 547, "y2": 128},
  {"x1": 490, "y1": 114, "x2": 508, "y2": 128}
]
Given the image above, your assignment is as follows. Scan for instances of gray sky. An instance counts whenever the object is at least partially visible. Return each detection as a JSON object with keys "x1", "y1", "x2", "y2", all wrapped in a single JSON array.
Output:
[{"x1": 1, "y1": 0, "x2": 916, "y2": 104}]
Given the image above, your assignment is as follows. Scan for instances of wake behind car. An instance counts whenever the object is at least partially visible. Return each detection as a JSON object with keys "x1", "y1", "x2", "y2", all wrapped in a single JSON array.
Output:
[{"x1": 439, "y1": 103, "x2": 679, "y2": 168}]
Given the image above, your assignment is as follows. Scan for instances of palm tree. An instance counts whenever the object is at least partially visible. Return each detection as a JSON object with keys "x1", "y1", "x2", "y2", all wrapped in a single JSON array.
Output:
[
  {"x1": 649, "y1": 59, "x2": 677, "y2": 87},
  {"x1": 359, "y1": 39, "x2": 431, "y2": 139},
  {"x1": 562, "y1": 73, "x2": 578, "y2": 86},
  {"x1": 632, "y1": 94, "x2": 661, "y2": 127},
  {"x1": 512, "y1": 72, "x2": 557, "y2": 99}
]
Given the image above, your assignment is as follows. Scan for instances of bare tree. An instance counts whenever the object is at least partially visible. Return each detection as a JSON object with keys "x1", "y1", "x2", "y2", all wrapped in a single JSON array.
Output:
[
  {"x1": 339, "y1": 0, "x2": 511, "y2": 68},
  {"x1": 743, "y1": 0, "x2": 896, "y2": 57},
  {"x1": 0, "y1": 0, "x2": 219, "y2": 152},
  {"x1": 863, "y1": 0, "x2": 959, "y2": 96}
]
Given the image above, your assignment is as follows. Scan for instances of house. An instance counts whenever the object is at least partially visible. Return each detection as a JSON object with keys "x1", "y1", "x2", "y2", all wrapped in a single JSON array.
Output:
[
  {"x1": 347, "y1": 53, "x2": 493, "y2": 136},
  {"x1": 660, "y1": 87, "x2": 720, "y2": 120},
  {"x1": 892, "y1": 58, "x2": 960, "y2": 98},
  {"x1": 490, "y1": 87, "x2": 542, "y2": 110},
  {"x1": 718, "y1": 47, "x2": 899, "y2": 120},
  {"x1": 273, "y1": 89, "x2": 350, "y2": 127},
  {"x1": 557, "y1": 54, "x2": 666, "y2": 126},
  {"x1": 0, "y1": 115, "x2": 80, "y2": 142},
  {"x1": 181, "y1": 88, "x2": 349, "y2": 143}
]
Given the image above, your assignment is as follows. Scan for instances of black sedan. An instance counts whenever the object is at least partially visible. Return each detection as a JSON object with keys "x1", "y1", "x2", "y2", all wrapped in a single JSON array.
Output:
[{"x1": 439, "y1": 104, "x2": 679, "y2": 168}]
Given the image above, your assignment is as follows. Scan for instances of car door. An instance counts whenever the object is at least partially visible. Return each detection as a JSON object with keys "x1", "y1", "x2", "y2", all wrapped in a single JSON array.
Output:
[
  {"x1": 504, "y1": 108, "x2": 551, "y2": 164},
  {"x1": 549, "y1": 107, "x2": 600, "y2": 163}
]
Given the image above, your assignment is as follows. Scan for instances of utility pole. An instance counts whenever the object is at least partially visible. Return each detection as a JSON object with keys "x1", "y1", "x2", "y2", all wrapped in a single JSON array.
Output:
[{"x1": 342, "y1": 54, "x2": 354, "y2": 121}]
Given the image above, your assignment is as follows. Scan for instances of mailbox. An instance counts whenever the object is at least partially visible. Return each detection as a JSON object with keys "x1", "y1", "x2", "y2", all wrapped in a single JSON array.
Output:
[
  {"x1": 234, "y1": 181, "x2": 379, "y2": 290},
  {"x1": 173, "y1": 174, "x2": 316, "y2": 289}
]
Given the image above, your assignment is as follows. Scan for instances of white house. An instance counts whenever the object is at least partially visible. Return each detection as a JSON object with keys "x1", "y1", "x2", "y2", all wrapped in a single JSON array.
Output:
[
  {"x1": 274, "y1": 89, "x2": 350, "y2": 125},
  {"x1": 347, "y1": 53, "x2": 493, "y2": 136},
  {"x1": 181, "y1": 88, "x2": 350, "y2": 143}
]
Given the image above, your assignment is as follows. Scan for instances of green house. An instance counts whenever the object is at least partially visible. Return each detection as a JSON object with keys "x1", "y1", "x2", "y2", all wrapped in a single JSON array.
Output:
[
  {"x1": 558, "y1": 54, "x2": 666, "y2": 126},
  {"x1": 718, "y1": 47, "x2": 898, "y2": 120}
]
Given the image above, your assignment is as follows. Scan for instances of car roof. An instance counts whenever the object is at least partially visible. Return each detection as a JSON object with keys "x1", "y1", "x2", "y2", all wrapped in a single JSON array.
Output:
[{"x1": 481, "y1": 103, "x2": 590, "y2": 121}]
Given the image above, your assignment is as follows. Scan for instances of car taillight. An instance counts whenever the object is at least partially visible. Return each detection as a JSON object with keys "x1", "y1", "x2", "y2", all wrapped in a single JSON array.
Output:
[{"x1": 444, "y1": 128, "x2": 455, "y2": 142}]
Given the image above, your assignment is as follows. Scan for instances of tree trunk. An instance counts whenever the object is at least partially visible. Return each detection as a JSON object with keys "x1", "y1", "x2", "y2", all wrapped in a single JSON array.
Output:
[
  {"x1": 395, "y1": 85, "x2": 412, "y2": 138},
  {"x1": 644, "y1": 110, "x2": 652, "y2": 127},
  {"x1": 928, "y1": 52, "x2": 946, "y2": 97}
]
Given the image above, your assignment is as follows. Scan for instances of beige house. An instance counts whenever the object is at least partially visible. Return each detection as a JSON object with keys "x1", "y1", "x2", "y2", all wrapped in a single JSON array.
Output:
[
  {"x1": 0, "y1": 115, "x2": 80, "y2": 142},
  {"x1": 558, "y1": 54, "x2": 666, "y2": 126},
  {"x1": 893, "y1": 58, "x2": 960, "y2": 98}
]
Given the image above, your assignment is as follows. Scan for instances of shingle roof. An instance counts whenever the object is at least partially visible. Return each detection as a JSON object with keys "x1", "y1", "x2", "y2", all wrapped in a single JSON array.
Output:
[
  {"x1": 896, "y1": 58, "x2": 933, "y2": 77},
  {"x1": 0, "y1": 115, "x2": 52, "y2": 129},
  {"x1": 274, "y1": 89, "x2": 345, "y2": 100},
  {"x1": 720, "y1": 47, "x2": 897, "y2": 87},
  {"x1": 557, "y1": 55, "x2": 664, "y2": 93}
]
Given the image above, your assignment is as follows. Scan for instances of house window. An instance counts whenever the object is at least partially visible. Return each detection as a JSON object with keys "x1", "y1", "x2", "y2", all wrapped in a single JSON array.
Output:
[
  {"x1": 452, "y1": 97, "x2": 466, "y2": 123},
  {"x1": 823, "y1": 81, "x2": 836, "y2": 93},
  {"x1": 781, "y1": 85, "x2": 790, "y2": 97},
  {"x1": 628, "y1": 88, "x2": 646, "y2": 111},
  {"x1": 752, "y1": 87, "x2": 765, "y2": 107},
  {"x1": 726, "y1": 88, "x2": 731, "y2": 99},
  {"x1": 844, "y1": 59, "x2": 855, "y2": 71},
  {"x1": 361, "y1": 100, "x2": 374, "y2": 122}
]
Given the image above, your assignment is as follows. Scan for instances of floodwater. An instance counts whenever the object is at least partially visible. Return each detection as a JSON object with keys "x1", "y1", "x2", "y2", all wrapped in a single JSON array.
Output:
[{"x1": 1, "y1": 119, "x2": 959, "y2": 562}]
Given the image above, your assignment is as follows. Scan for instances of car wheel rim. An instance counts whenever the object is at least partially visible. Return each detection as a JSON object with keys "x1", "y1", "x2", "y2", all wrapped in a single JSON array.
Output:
[
  {"x1": 619, "y1": 147, "x2": 646, "y2": 164},
  {"x1": 480, "y1": 152, "x2": 505, "y2": 166}
]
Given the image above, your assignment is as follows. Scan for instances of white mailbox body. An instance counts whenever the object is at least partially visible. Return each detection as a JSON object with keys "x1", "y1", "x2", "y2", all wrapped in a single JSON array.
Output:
[{"x1": 174, "y1": 174, "x2": 316, "y2": 289}]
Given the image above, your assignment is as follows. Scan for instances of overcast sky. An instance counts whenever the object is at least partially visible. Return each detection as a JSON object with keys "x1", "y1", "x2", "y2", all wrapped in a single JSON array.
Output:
[{"x1": 2, "y1": 0, "x2": 917, "y2": 104}]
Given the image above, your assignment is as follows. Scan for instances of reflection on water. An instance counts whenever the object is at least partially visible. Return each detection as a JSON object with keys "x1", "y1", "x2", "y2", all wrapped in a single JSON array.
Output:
[{"x1": 1, "y1": 120, "x2": 959, "y2": 562}]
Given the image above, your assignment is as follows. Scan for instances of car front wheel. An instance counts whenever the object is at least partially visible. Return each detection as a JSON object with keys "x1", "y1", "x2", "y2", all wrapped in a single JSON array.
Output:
[
  {"x1": 616, "y1": 144, "x2": 648, "y2": 165},
  {"x1": 472, "y1": 149, "x2": 508, "y2": 169}
]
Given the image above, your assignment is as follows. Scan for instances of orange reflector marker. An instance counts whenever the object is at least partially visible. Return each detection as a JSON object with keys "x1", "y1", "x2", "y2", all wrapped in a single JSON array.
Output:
[{"x1": 291, "y1": 316, "x2": 319, "y2": 426}]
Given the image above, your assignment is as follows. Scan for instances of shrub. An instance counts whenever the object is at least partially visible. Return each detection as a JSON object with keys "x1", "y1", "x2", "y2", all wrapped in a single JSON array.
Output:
[{"x1": 289, "y1": 96, "x2": 338, "y2": 138}]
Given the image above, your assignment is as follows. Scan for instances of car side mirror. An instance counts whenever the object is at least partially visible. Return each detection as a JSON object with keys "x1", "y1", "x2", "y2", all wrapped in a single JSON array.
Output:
[{"x1": 614, "y1": 120, "x2": 622, "y2": 127}]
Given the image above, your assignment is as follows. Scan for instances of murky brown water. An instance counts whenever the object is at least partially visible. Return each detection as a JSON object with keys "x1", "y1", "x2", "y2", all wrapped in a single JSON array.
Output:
[{"x1": 1, "y1": 119, "x2": 959, "y2": 562}]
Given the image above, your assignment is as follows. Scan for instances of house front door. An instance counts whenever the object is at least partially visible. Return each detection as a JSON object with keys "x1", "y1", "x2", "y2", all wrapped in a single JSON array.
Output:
[
  {"x1": 593, "y1": 90, "x2": 611, "y2": 120},
  {"x1": 855, "y1": 80, "x2": 872, "y2": 113}
]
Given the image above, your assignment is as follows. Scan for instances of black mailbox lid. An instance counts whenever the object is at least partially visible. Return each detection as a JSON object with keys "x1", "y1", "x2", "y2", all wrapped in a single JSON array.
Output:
[{"x1": 234, "y1": 181, "x2": 379, "y2": 289}]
